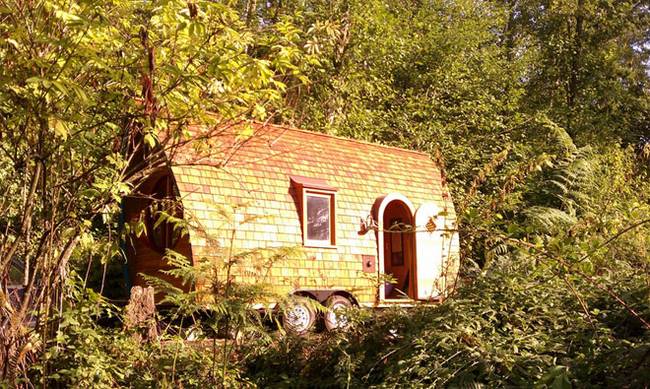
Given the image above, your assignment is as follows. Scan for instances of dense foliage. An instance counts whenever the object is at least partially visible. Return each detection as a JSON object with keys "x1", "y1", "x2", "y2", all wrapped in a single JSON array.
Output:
[
  {"x1": 247, "y1": 146, "x2": 650, "y2": 388},
  {"x1": 1, "y1": 0, "x2": 648, "y2": 387},
  {"x1": 0, "y1": 0, "x2": 319, "y2": 384}
]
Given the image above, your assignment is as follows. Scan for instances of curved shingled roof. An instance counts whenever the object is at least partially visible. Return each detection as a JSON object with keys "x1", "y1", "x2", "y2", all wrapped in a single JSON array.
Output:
[{"x1": 169, "y1": 122, "x2": 449, "y2": 215}]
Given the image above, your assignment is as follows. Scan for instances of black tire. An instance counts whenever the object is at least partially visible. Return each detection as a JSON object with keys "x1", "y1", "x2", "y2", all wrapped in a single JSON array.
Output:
[
  {"x1": 282, "y1": 298, "x2": 317, "y2": 335},
  {"x1": 324, "y1": 295, "x2": 353, "y2": 331}
]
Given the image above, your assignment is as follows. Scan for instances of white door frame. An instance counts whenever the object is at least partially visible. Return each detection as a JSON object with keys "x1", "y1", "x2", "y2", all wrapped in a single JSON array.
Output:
[{"x1": 374, "y1": 193, "x2": 416, "y2": 301}]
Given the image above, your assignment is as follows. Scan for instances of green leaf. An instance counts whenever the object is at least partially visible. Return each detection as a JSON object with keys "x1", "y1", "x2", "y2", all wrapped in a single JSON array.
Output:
[
  {"x1": 49, "y1": 117, "x2": 69, "y2": 140},
  {"x1": 237, "y1": 123, "x2": 254, "y2": 140},
  {"x1": 144, "y1": 133, "x2": 157, "y2": 148},
  {"x1": 54, "y1": 10, "x2": 82, "y2": 23}
]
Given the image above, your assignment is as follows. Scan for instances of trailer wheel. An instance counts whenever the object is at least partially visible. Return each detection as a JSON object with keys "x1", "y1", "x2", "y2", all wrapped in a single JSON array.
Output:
[
  {"x1": 324, "y1": 295, "x2": 352, "y2": 331},
  {"x1": 282, "y1": 298, "x2": 316, "y2": 335}
]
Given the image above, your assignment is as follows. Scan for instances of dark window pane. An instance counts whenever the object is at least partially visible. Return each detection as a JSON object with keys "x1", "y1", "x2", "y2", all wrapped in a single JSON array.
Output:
[
  {"x1": 149, "y1": 176, "x2": 182, "y2": 251},
  {"x1": 306, "y1": 195, "x2": 330, "y2": 241}
]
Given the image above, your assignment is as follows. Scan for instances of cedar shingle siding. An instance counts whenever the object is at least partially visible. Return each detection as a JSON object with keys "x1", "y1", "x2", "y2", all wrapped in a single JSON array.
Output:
[{"x1": 126, "y1": 123, "x2": 459, "y2": 306}]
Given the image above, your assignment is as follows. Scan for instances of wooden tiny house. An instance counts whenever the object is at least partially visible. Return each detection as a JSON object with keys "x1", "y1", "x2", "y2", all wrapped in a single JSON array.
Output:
[{"x1": 123, "y1": 122, "x2": 459, "y2": 330}]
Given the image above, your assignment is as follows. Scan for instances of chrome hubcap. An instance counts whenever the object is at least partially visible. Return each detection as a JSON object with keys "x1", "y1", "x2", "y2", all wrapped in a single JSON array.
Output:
[
  {"x1": 286, "y1": 304, "x2": 311, "y2": 332},
  {"x1": 327, "y1": 302, "x2": 349, "y2": 328}
]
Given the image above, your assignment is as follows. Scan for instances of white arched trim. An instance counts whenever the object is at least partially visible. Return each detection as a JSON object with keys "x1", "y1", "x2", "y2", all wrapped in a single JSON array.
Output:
[{"x1": 374, "y1": 193, "x2": 416, "y2": 301}]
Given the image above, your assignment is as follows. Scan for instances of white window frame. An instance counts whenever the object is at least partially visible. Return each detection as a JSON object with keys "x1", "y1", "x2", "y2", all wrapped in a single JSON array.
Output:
[{"x1": 302, "y1": 189, "x2": 337, "y2": 248}]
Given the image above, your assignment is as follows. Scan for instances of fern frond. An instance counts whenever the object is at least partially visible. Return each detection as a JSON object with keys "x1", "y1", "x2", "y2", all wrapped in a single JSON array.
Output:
[
  {"x1": 541, "y1": 146, "x2": 597, "y2": 212},
  {"x1": 538, "y1": 114, "x2": 577, "y2": 154},
  {"x1": 524, "y1": 206, "x2": 577, "y2": 234}
]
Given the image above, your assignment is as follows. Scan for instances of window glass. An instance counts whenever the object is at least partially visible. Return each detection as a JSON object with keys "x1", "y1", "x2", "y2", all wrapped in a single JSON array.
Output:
[
  {"x1": 306, "y1": 194, "x2": 330, "y2": 241},
  {"x1": 148, "y1": 175, "x2": 182, "y2": 252},
  {"x1": 390, "y1": 218, "x2": 404, "y2": 266}
]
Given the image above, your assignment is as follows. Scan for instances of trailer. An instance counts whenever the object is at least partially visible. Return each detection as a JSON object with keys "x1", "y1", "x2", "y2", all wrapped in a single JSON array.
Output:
[{"x1": 123, "y1": 121, "x2": 459, "y2": 333}]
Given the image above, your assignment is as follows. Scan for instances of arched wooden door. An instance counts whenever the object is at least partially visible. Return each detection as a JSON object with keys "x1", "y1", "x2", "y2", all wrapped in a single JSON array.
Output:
[
  {"x1": 382, "y1": 200, "x2": 415, "y2": 299},
  {"x1": 373, "y1": 193, "x2": 416, "y2": 301}
]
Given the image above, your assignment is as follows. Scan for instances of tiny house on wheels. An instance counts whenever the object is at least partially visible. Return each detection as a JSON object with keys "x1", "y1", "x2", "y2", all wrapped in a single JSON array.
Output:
[{"x1": 123, "y1": 121, "x2": 459, "y2": 333}]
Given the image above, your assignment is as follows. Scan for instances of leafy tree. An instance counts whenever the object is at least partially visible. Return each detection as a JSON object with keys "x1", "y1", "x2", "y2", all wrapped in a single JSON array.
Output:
[
  {"x1": 503, "y1": 0, "x2": 650, "y2": 142},
  {"x1": 0, "y1": 0, "x2": 319, "y2": 383}
]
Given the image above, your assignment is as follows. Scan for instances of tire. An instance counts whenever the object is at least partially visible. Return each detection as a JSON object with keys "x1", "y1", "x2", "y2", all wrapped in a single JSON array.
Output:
[
  {"x1": 324, "y1": 295, "x2": 353, "y2": 331},
  {"x1": 282, "y1": 298, "x2": 316, "y2": 335}
]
